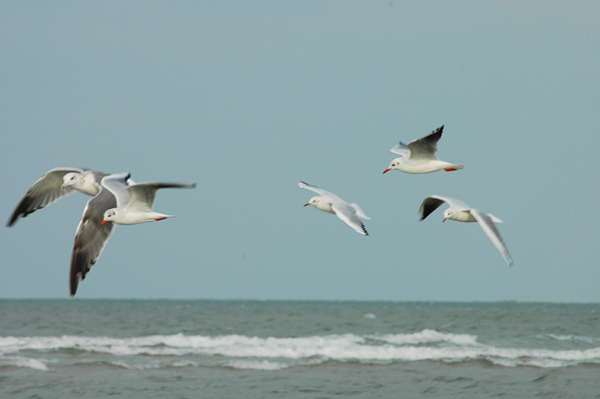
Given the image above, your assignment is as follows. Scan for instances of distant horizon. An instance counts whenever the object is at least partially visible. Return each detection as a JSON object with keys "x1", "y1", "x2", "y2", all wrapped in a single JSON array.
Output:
[{"x1": 2, "y1": 298, "x2": 599, "y2": 305}]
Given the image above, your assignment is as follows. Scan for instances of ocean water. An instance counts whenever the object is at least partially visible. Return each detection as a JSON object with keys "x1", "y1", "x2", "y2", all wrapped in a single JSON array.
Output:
[{"x1": 1, "y1": 300, "x2": 599, "y2": 398}]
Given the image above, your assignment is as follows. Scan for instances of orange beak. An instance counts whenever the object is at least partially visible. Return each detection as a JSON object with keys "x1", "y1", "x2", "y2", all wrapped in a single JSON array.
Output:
[
  {"x1": 382, "y1": 168, "x2": 391, "y2": 174},
  {"x1": 443, "y1": 217, "x2": 447, "y2": 222}
]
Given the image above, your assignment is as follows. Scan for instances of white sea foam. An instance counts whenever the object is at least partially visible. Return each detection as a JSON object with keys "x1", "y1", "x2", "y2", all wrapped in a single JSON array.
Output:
[
  {"x1": 108, "y1": 360, "x2": 133, "y2": 369},
  {"x1": 372, "y1": 329, "x2": 479, "y2": 346},
  {"x1": 545, "y1": 334, "x2": 600, "y2": 344},
  {"x1": 225, "y1": 360, "x2": 289, "y2": 370},
  {"x1": 110, "y1": 359, "x2": 197, "y2": 370},
  {"x1": 2, "y1": 330, "x2": 599, "y2": 369},
  {"x1": 0, "y1": 355, "x2": 48, "y2": 371}
]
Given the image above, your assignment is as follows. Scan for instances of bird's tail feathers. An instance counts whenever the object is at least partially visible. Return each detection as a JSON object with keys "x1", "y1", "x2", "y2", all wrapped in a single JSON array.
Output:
[{"x1": 349, "y1": 203, "x2": 371, "y2": 220}]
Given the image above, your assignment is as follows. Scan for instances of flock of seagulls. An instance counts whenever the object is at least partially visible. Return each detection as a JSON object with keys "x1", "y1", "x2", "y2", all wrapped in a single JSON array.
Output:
[
  {"x1": 299, "y1": 125, "x2": 513, "y2": 266},
  {"x1": 7, "y1": 168, "x2": 196, "y2": 295},
  {"x1": 7, "y1": 125, "x2": 513, "y2": 296}
]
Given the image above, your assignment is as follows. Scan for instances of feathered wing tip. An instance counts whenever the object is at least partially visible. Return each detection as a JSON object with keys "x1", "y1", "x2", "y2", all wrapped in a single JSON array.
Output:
[
  {"x1": 360, "y1": 224, "x2": 369, "y2": 236},
  {"x1": 418, "y1": 196, "x2": 447, "y2": 221},
  {"x1": 69, "y1": 244, "x2": 83, "y2": 297},
  {"x1": 486, "y1": 213, "x2": 503, "y2": 223},
  {"x1": 349, "y1": 203, "x2": 371, "y2": 220},
  {"x1": 298, "y1": 181, "x2": 314, "y2": 190}
]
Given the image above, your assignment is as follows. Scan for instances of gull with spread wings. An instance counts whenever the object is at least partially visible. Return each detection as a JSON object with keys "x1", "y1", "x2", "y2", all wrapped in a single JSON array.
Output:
[
  {"x1": 298, "y1": 181, "x2": 370, "y2": 236},
  {"x1": 70, "y1": 173, "x2": 195, "y2": 296},
  {"x1": 419, "y1": 195, "x2": 513, "y2": 266},
  {"x1": 7, "y1": 167, "x2": 111, "y2": 227},
  {"x1": 383, "y1": 126, "x2": 464, "y2": 174}
]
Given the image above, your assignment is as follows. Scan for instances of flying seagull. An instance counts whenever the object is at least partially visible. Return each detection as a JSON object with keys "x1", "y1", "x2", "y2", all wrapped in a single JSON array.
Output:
[
  {"x1": 419, "y1": 195, "x2": 513, "y2": 266},
  {"x1": 70, "y1": 173, "x2": 195, "y2": 296},
  {"x1": 298, "y1": 181, "x2": 370, "y2": 236},
  {"x1": 383, "y1": 126, "x2": 464, "y2": 174},
  {"x1": 7, "y1": 167, "x2": 110, "y2": 227}
]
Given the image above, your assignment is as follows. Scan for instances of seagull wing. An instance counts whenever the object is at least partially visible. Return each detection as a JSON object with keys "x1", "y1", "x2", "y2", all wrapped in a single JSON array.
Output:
[
  {"x1": 389, "y1": 142, "x2": 411, "y2": 158},
  {"x1": 349, "y1": 202, "x2": 371, "y2": 220},
  {"x1": 298, "y1": 181, "x2": 342, "y2": 202},
  {"x1": 69, "y1": 187, "x2": 117, "y2": 296},
  {"x1": 419, "y1": 195, "x2": 469, "y2": 221},
  {"x1": 7, "y1": 167, "x2": 88, "y2": 227},
  {"x1": 332, "y1": 202, "x2": 369, "y2": 236},
  {"x1": 100, "y1": 173, "x2": 132, "y2": 208},
  {"x1": 298, "y1": 181, "x2": 331, "y2": 197},
  {"x1": 126, "y1": 182, "x2": 197, "y2": 212},
  {"x1": 470, "y1": 209, "x2": 514, "y2": 267},
  {"x1": 406, "y1": 125, "x2": 444, "y2": 159}
]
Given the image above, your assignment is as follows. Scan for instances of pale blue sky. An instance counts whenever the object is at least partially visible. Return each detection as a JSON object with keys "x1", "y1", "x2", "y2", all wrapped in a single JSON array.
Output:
[{"x1": 2, "y1": 1, "x2": 599, "y2": 301}]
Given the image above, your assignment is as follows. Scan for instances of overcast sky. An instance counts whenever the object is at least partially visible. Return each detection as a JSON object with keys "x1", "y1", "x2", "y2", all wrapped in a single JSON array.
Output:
[{"x1": 2, "y1": 1, "x2": 599, "y2": 301}]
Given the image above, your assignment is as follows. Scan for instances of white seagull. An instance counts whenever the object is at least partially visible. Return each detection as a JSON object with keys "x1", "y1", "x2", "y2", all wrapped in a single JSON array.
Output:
[
  {"x1": 70, "y1": 173, "x2": 195, "y2": 296},
  {"x1": 101, "y1": 176, "x2": 196, "y2": 226},
  {"x1": 418, "y1": 195, "x2": 513, "y2": 266},
  {"x1": 383, "y1": 126, "x2": 464, "y2": 174},
  {"x1": 70, "y1": 173, "x2": 130, "y2": 296},
  {"x1": 298, "y1": 181, "x2": 370, "y2": 236},
  {"x1": 7, "y1": 167, "x2": 111, "y2": 227}
]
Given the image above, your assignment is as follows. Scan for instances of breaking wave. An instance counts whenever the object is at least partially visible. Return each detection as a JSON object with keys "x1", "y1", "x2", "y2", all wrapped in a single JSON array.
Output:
[{"x1": 2, "y1": 329, "x2": 599, "y2": 371}]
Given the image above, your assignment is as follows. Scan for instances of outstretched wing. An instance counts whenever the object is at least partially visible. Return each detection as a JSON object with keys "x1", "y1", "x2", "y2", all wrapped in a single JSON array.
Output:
[
  {"x1": 298, "y1": 181, "x2": 344, "y2": 204},
  {"x1": 470, "y1": 209, "x2": 513, "y2": 267},
  {"x1": 69, "y1": 187, "x2": 117, "y2": 296},
  {"x1": 419, "y1": 195, "x2": 469, "y2": 221},
  {"x1": 298, "y1": 181, "x2": 332, "y2": 197},
  {"x1": 349, "y1": 202, "x2": 371, "y2": 220},
  {"x1": 389, "y1": 142, "x2": 411, "y2": 158},
  {"x1": 406, "y1": 125, "x2": 444, "y2": 159},
  {"x1": 332, "y1": 203, "x2": 369, "y2": 236},
  {"x1": 100, "y1": 173, "x2": 132, "y2": 208},
  {"x1": 7, "y1": 167, "x2": 87, "y2": 227},
  {"x1": 126, "y1": 182, "x2": 197, "y2": 212}
]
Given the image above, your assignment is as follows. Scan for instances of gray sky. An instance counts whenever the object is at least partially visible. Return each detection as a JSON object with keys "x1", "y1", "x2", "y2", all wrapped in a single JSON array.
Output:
[{"x1": 2, "y1": 1, "x2": 599, "y2": 301}]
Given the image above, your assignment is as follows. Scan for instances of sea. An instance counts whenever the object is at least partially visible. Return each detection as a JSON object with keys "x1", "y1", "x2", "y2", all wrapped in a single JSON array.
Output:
[{"x1": 1, "y1": 300, "x2": 599, "y2": 398}]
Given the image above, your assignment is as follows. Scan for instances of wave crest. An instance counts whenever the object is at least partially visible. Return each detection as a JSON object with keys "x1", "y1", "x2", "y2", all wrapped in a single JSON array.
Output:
[{"x1": 2, "y1": 330, "x2": 599, "y2": 370}]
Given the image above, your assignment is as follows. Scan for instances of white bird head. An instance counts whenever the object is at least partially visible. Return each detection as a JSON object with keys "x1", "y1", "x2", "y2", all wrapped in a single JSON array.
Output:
[
  {"x1": 101, "y1": 209, "x2": 117, "y2": 226},
  {"x1": 304, "y1": 196, "x2": 321, "y2": 207},
  {"x1": 383, "y1": 158, "x2": 401, "y2": 174},
  {"x1": 62, "y1": 172, "x2": 83, "y2": 190},
  {"x1": 303, "y1": 196, "x2": 334, "y2": 214},
  {"x1": 443, "y1": 209, "x2": 455, "y2": 222}
]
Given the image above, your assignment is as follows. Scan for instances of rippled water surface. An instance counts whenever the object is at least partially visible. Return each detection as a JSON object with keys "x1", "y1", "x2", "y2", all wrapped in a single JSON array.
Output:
[{"x1": 1, "y1": 300, "x2": 599, "y2": 398}]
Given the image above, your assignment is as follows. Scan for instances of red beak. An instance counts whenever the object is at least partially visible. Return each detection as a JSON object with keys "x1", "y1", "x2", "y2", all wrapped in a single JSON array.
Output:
[
  {"x1": 304, "y1": 203, "x2": 310, "y2": 207},
  {"x1": 382, "y1": 168, "x2": 391, "y2": 174},
  {"x1": 101, "y1": 220, "x2": 107, "y2": 226},
  {"x1": 443, "y1": 218, "x2": 447, "y2": 222}
]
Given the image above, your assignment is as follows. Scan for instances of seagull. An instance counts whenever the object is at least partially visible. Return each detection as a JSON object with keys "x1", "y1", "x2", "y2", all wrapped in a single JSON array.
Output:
[
  {"x1": 418, "y1": 195, "x2": 513, "y2": 266},
  {"x1": 7, "y1": 167, "x2": 111, "y2": 227},
  {"x1": 382, "y1": 126, "x2": 464, "y2": 174},
  {"x1": 70, "y1": 173, "x2": 129, "y2": 296},
  {"x1": 101, "y1": 177, "x2": 197, "y2": 226},
  {"x1": 298, "y1": 181, "x2": 370, "y2": 236},
  {"x1": 70, "y1": 173, "x2": 196, "y2": 296}
]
